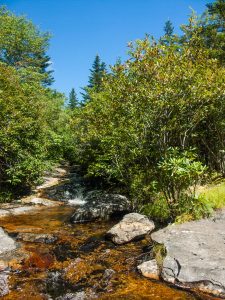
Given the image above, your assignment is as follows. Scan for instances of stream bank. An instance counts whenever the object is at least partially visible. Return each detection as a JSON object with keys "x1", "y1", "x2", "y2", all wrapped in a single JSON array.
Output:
[{"x1": 0, "y1": 166, "x2": 221, "y2": 299}]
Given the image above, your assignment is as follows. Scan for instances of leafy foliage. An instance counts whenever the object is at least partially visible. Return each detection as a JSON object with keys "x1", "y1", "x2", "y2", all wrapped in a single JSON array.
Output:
[
  {"x1": 0, "y1": 7, "x2": 69, "y2": 198},
  {"x1": 71, "y1": 20, "x2": 225, "y2": 220},
  {"x1": 157, "y1": 148, "x2": 206, "y2": 215},
  {"x1": 0, "y1": 7, "x2": 53, "y2": 85}
]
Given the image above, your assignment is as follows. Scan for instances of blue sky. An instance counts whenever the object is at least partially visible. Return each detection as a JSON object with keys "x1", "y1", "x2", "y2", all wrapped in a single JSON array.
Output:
[{"x1": 3, "y1": 0, "x2": 209, "y2": 99}]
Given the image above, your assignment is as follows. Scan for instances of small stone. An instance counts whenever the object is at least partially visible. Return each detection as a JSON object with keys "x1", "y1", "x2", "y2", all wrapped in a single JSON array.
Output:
[
  {"x1": 103, "y1": 268, "x2": 116, "y2": 279},
  {"x1": 137, "y1": 259, "x2": 159, "y2": 280},
  {"x1": 0, "y1": 227, "x2": 17, "y2": 255},
  {"x1": 0, "y1": 273, "x2": 9, "y2": 296}
]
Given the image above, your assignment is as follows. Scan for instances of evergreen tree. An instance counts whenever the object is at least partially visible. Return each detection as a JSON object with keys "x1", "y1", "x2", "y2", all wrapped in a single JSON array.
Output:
[
  {"x1": 164, "y1": 20, "x2": 174, "y2": 36},
  {"x1": 207, "y1": 0, "x2": 225, "y2": 25},
  {"x1": 69, "y1": 88, "x2": 78, "y2": 109},
  {"x1": 160, "y1": 20, "x2": 175, "y2": 46},
  {"x1": 81, "y1": 54, "x2": 107, "y2": 103}
]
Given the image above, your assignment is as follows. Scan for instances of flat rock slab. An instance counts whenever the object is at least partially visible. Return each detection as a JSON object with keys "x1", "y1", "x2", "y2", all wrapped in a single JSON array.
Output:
[
  {"x1": 0, "y1": 227, "x2": 17, "y2": 255},
  {"x1": 107, "y1": 213, "x2": 155, "y2": 244},
  {"x1": 21, "y1": 197, "x2": 62, "y2": 207},
  {"x1": 151, "y1": 209, "x2": 225, "y2": 297},
  {"x1": 9, "y1": 206, "x2": 35, "y2": 215}
]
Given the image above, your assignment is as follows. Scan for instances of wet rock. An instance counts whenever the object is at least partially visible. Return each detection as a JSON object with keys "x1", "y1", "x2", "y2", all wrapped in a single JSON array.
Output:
[
  {"x1": 35, "y1": 166, "x2": 67, "y2": 191},
  {"x1": 17, "y1": 233, "x2": 57, "y2": 244},
  {"x1": 137, "y1": 259, "x2": 159, "y2": 280},
  {"x1": 0, "y1": 261, "x2": 8, "y2": 271},
  {"x1": 103, "y1": 268, "x2": 116, "y2": 280},
  {"x1": 106, "y1": 213, "x2": 155, "y2": 244},
  {"x1": 0, "y1": 272, "x2": 9, "y2": 296},
  {"x1": 21, "y1": 197, "x2": 62, "y2": 207},
  {"x1": 0, "y1": 209, "x2": 10, "y2": 218},
  {"x1": 56, "y1": 292, "x2": 85, "y2": 300},
  {"x1": 9, "y1": 206, "x2": 35, "y2": 215},
  {"x1": 151, "y1": 209, "x2": 225, "y2": 298},
  {"x1": 56, "y1": 291, "x2": 97, "y2": 300},
  {"x1": 70, "y1": 192, "x2": 130, "y2": 223},
  {"x1": 46, "y1": 271, "x2": 72, "y2": 298},
  {"x1": 0, "y1": 227, "x2": 17, "y2": 255},
  {"x1": 44, "y1": 177, "x2": 85, "y2": 203}
]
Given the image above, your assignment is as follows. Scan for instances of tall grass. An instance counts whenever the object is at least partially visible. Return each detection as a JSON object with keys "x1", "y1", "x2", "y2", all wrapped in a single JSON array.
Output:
[{"x1": 200, "y1": 181, "x2": 225, "y2": 209}]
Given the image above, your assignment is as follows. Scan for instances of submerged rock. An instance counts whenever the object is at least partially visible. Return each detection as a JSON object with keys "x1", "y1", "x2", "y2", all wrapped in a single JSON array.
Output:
[
  {"x1": 137, "y1": 259, "x2": 159, "y2": 280},
  {"x1": 17, "y1": 233, "x2": 57, "y2": 244},
  {"x1": 150, "y1": 209, "x2": 225, "y2": 298},
  {"x1": 103, "y1": 268, "x2": 116, "y2": 280},
  {"x1": 56, "y1": 291, "x2": 97, "y2": 300},
  {"x1": 78, "y1": 236, "x2": 103, "y2": 253},
  {"x1": 56, "y1": 292, "x2": 86, "y2": 300},
  {"x1": 0, "y1": 227, "x2": 17, "y2": 255},
  {"x1": 106, "y1": 213, "x2": 155, "y2": 244},
  {"x1": 70, "y1": 192, "x2": 130, "y2": 223}
]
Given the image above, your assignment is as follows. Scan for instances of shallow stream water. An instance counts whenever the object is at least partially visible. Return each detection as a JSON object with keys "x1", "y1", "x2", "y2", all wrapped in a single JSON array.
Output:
[
  {"x1": 0, "y1": 170, "x2": 220, "y2": 299},
  {"x1": 0, "y1": 205, "x2": 219, "y2": 300}
]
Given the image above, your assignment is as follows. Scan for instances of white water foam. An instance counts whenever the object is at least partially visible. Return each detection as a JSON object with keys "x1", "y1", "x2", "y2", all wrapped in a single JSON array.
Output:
[{"x1": 68, "y1": 197, "x2": 86, "y2": 206}]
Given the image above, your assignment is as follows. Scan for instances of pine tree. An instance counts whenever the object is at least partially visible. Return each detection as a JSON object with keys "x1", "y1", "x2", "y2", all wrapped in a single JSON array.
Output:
[
  {"x1": 69, "y1": 88, "x2": 78, "y2": 109},
  {"x1": 164, "y1": 20, "x2": 174, "y2": 36},
  {"x1": 81, "y1": 54, "x2": 107, "y2": 103},
  {"x1": 160, "y1": 20, "x2": 175, "y2": 46}
]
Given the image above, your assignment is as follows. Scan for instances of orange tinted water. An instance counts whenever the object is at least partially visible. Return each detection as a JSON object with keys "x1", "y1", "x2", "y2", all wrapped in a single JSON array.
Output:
[{"x1": 0, "y1": 206, "x2": 219, "y2": 300}]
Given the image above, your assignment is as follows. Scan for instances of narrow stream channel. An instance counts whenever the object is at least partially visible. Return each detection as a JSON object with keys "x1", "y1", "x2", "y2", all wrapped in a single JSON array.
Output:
[{"x1": 0, "y1": 171, "x2": 220, "y2": 299}]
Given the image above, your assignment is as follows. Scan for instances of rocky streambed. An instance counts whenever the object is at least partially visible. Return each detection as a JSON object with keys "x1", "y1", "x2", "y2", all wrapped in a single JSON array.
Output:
[{"x1": 0, "y1": 166, "x2": 223, "y2": 299}]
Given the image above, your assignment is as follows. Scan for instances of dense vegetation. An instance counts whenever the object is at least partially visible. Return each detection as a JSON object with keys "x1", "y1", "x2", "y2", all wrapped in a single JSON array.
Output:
[
  {"x1": 0, "y1": 2, "x2": 224, "y2": 222},
  {"x1": 0, "y1": 7, "x2": 71, "y2": 199},
  {"x1": 70, "y1": 0, "x2": 225, "y2": 221}
]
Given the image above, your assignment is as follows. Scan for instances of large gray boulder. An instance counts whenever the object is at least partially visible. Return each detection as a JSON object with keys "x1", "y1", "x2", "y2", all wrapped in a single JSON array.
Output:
[
  {"x1": 70, "y1": 192, "x2": 130, "y2": 223},
  {"x1": 0, "y1": 227, "x2": 16, "y2": 255},
  {"x1": 106, "y1": 213, "x2": 155, "y2": 244},
  {"x1": 150, "y1": 209, "x2": 225, "y2": 298}
]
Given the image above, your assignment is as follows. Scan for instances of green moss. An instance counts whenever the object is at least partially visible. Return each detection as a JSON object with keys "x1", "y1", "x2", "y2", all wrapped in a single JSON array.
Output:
[{"x1": 152, "y1": 243, "x2": 167, "y2": 270}]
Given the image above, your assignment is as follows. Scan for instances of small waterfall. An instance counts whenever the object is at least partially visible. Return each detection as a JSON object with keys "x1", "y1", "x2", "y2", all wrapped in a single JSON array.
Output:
[{"x1": 44, "y1": 172, "x2": 131, "y2": 223}]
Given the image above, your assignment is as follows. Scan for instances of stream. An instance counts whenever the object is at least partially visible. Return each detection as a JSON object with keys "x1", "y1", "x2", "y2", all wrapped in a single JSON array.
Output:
[{"x1": 0, "y1": 169, "x2": 220, "y2": 300}]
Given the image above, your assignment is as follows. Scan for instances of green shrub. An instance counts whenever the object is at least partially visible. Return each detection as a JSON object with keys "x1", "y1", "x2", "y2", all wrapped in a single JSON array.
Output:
[
  {"x1": 141, "y1": 195, "x2": 170, "y2": 223},
  {"x1": 157, "y1": 148, "x2": 207, "y2": 217}
]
